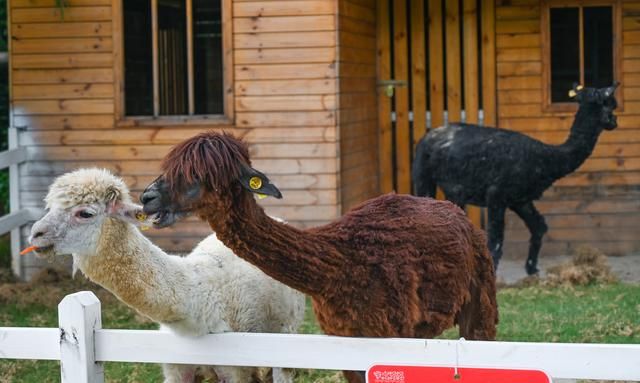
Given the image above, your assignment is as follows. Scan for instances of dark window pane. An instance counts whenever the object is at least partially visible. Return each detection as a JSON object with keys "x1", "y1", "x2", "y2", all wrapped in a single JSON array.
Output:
[
  {"x1": 584, "y1": 6, "x2": 613, "y2": 88},
  {"x1": 124, "y1": 0, "x2": 153, "y2": 116},
  {"x1": 550, "y1": 7, "x2": 580, "y2": 103},
  {"x1": 158, "y1": 0, "x2": 188, "y2": 115},
  {"x1": 193, "y1": 0, "x2": 224, "y2": 114}
]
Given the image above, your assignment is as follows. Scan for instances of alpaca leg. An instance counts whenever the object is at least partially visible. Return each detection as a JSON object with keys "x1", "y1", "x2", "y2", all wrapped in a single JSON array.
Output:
[
  {"x1": 487, "y1": 205, "x2": 506, "y2": 270},
  {"x1": 511, "y1": 202, "x2": 548, "y2": 275},
  {"x1": 215, "y1": 366, "x2": 260, "y2": 383},
  {"x1": 343, "y1": 370, "x2": 366, "y2": 383},
  {"x1": 272, "y1": 367, "x2": 295, "y2": 383},
  {"x1": 412, "y1": 142, "x2": 437, "y2": 197},
  {"x1": 162, "y1": 363, "x2": 197, "y2": 383},
  {"x1": 458, "y1": 228, "x2": 498, "y2": 340},
  {"x1": 414, "y1": 176, "x2": 437, "y2": 197}
]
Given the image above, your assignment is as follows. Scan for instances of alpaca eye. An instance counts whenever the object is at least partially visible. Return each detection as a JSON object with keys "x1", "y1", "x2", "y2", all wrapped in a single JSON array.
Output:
[{"x1": 76, "y1": 211, "x2": 94, "y2": 219}]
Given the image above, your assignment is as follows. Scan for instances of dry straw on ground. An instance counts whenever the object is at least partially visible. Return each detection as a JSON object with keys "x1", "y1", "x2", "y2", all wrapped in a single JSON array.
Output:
[
  {"x1": 543, "y1": 245, "x2": 618, "y2": 287},
  {"x1": 505, "y1": 245, "x2": 618, "y2": 288}
]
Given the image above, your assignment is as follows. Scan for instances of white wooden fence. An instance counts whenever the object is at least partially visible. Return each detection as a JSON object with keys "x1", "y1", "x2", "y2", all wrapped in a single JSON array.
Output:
[{"x1": 1, "y1": 291, "x2": 639, "y2": 382}]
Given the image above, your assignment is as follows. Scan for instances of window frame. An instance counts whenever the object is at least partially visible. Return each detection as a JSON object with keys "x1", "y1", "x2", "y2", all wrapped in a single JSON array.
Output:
[
  {"x1": 113, "y1": 0, "x2": 234, "y2": 125},
  {"x1": 541, "y1": 0, "x2": 622, "y2": 114}
]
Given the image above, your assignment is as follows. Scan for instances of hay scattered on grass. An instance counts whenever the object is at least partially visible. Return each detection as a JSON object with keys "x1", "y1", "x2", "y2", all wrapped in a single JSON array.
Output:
[
  {"x1": 506, "y1": 245, "x2": 618, "y2": 288},
  {"x1": 544, "y1": 245, "x2": 618, "y2": 287}
]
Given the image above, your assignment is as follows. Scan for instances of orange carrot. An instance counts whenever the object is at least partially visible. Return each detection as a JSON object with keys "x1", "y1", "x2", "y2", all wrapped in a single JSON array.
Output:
[{"x1": 20, "y1": 245, "x2": 38, "y2": 255}]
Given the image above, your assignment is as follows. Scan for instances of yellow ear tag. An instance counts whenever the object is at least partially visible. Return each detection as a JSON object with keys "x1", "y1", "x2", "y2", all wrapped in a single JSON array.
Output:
[
  {"x1": 256, "y1": 193, "x2": 267, "y2": 200},
  {"x1": 568, "y1": 89, "x2": 577, "y2": 98},
  {"x1": 249, "y1": 176, "x2": 262, "y2": 190}
]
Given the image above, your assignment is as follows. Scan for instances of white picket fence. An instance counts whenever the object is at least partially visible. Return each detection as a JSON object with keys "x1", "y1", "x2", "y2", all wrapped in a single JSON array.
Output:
[{"x1": 1, "y1": 291, "x2": 639, "y2": 382}]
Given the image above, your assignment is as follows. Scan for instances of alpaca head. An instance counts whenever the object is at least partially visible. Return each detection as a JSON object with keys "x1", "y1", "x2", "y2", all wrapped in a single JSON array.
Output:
[
  {"x1": 28, "y1": 168, "x2": 145, "y2": 258},
  {"x1": 570, "y1": 83, "x2": 619, "y2": 130},
  {"x1": 140, "y1": 132, "x2": 282, "y2": 228}
]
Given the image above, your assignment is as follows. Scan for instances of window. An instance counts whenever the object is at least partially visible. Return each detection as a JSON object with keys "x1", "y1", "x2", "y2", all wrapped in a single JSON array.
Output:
[
  {"x1": 543, "y1": 2, "x2": 619, "y2": 109},
  {"x1": 121, "y1": 0, "x2": 230, "y2": 119}
]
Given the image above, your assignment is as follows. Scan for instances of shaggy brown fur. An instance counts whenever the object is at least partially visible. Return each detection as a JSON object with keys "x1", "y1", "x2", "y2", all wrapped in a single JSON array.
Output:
[{"x1": 141, "y1": 132, "x2": 498, "y2": 383}]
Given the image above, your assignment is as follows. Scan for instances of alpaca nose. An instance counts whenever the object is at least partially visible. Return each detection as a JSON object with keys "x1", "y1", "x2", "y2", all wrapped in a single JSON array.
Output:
[
  {"x1": 140, "y1": 190, "x2": 160, "y2": 205},
  {"x1": 29, "y1": 220, "x2": 48, "y2": 242}
]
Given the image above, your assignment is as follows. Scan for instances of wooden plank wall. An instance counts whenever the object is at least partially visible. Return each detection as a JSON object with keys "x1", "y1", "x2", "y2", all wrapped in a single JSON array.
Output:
[
  {"x1": 496, "y1": 0, "x2": 640, "y2": 257},
  {"x1": 10, "y1": 0, "x2": 342, "y2": 279},
  {"x1": 338, "y1": 0, "x2": 379, "y2": 212}
]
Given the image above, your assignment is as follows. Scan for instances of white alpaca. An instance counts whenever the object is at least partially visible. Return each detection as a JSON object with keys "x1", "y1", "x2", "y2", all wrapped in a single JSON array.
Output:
[{"x1": 28, "y1": 168, "x2": 305, "y2": 383}]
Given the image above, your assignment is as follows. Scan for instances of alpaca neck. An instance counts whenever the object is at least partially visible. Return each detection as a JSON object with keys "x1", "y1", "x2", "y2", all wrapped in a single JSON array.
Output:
[
  {"x1": 77, "y1": 218, "x2": 186, "y2": 323},
  {"x1": 550, "y1": 105, "x2": 603, "y2": 179},
  {"x1": 203, "y1": 192, "x2": 344, "y2": 297}
]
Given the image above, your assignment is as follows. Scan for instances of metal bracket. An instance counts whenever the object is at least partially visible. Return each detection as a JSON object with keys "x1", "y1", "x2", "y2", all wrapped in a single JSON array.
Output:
[{"x1": 377, "y1": 79, "x2": 408, "y2": 98}]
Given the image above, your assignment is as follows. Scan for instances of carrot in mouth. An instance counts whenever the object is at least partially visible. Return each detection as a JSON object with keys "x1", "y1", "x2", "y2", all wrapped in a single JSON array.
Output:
[{"x1": 20, "y1": 245, "x2": 39, "y2": 255}]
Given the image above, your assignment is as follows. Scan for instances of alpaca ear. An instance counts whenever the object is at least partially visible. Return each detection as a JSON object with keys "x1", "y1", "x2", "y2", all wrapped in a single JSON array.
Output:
[
  {"x1": 106, "y1": 201, "x2": 152, "y2": 228},
  {"x1": 238, "y1": 165, "x2": 283, "y2": 199},
  {"x1": 104, "y1": 186, "x2": 121, "y2": 204},
  {"x1": 568, "y1": 83, "x2": 583, "y2": 99},
  {"x1": 603, "y1": 82, "x2": 619, "y2": 98}
]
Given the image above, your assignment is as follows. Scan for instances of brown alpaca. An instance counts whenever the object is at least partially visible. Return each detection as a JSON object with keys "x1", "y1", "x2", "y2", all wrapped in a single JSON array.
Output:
[{"x1": 140, "y1": 132, "x2": 498, "y2": 383}]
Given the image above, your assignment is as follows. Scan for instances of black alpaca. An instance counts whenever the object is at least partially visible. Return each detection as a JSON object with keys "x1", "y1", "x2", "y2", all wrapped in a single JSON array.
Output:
[{"x1": 412, "y1": 84, "x2": 618, "y2": 275}]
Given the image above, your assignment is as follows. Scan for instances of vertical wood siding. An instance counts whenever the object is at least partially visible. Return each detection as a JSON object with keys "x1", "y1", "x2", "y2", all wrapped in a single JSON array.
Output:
[
  {"x1": 10, "y1": 0, "x2": 341, "y2": 279},
  {"x1": 338, "y1": 0, "x2": 379, "y2": 212},
  {"x1": 496, "y1": 0, "x2": 640, "y2": 257}
]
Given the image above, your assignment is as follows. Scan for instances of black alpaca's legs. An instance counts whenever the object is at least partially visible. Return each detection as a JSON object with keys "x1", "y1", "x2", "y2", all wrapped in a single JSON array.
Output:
[
  {"x1": 487, "y1": 205, "x2": 506, "y2": 270},
  {"x1": 511, "y1": 202, "x2": 548, "y2": 275},
  {"x1": 414, "y1": 176, "x2": 437, "y2": 198}
]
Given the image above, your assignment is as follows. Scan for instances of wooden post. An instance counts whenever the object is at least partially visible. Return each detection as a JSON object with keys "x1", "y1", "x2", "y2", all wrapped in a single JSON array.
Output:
[
  {"x1": 8, "y1": 127, "x2": 21, "y2": 278},
  {"x1": 463, "y1": 0, "x2": 482, "y2": 228},
  {"x1": 377, "y1": 0, "x2": 393, "y2": 194},
  {"x1": 58, "y1": 292, "x2": 104, "y2": 383},
  {"x1": 393, "y1": 0, "x2": 411, "y2": 194},
  {"x1": 428, "y1": 0, "x2": 444, "y2": 129},
  {"x1": 152, "y1": 0, "x2": 160, "y2": 117},
  {"x1": 481, "y1": 0, "x2": 496, "y2": 128},
  {"x1": 411, "y1": 0, "x2": 427, "y2": 147},
  {"x1": 445, "y1": 0, "x2": 462, "y2": 123}
]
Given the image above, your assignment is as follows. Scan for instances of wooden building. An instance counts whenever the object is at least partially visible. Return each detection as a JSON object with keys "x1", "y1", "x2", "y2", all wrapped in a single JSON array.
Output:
[{"x1": 6, "y1": 0, "x2": 639, "y2": 279}]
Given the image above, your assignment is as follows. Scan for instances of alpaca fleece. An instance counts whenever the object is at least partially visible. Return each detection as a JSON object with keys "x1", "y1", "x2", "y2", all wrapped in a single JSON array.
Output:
[
  {"x1": 142, "y1": 133, "x2": 499, "y2": 383},
  {"x1": 412, "y1": 85, "x2": 619, "y2": 275},
  {"x1": 30, "y1": 168, "x2": 305, "y2": 383}
]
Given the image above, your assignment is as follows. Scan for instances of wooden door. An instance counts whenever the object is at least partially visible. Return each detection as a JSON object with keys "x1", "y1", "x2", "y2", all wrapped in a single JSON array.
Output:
[{"x1": 376, "y1": 0, "x2": 497, "y2": 228}]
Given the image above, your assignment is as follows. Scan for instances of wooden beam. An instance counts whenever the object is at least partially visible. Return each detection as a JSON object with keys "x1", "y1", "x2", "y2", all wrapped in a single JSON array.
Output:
[
  {"x1": 186, "y1": 0, "x2": 194, "y2": 115},
  {"x1": 151, "y1": 0, "x2": 159, "y2": 117},
  {"x1": 223, "y1": 0, "x2": 234, "y2": 119},
  {"x1": 377, "y1": 0, "x2": 393, "y2": 193},
  {"x1": 445, "y1": 0, "x2": 462, "y2": 123},
  {"x1": 411, "y1": 0, "x2": 427, "y2": 147},
  {"x1": 428, "y1": 0, "x2": 444, "y2": 129},
  {"x1": 393, "y1": 0, "x2": 411, "y2": 194},
  {"x1": 482, "y1": 0, "x2": 497, "y2": 127},
  {"x1": 463, "y1": 0, "x2": 482, "y2": 229}
]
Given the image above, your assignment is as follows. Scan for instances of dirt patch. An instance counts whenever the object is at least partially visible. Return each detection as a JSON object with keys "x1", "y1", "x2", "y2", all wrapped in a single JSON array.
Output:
[
  {"x1": 0, "y1": 267, "x2": 119, "y2": 309},
  {"x1": 0, "y1": 267, "x2": 16, "y2": 283}
]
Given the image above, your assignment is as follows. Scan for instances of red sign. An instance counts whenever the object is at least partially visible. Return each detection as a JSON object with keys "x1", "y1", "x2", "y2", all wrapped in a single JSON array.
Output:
[{"x1": 367, "y1": 365, "x2": 552, "y2": 383}]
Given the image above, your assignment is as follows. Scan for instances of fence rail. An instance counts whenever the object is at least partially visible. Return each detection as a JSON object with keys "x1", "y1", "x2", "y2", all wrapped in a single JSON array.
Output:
[
  {"x1": 1, "y1": 291, "x2": 639, "y2": 383},
  {"x1": 0, "y1": 145, "x2": 37, "y2": 238}
]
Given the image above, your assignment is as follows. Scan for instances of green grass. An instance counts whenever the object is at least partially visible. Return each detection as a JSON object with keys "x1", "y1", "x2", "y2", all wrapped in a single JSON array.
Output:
[{"x1": 0, "y1": 280, "x2": 639, "y2": 382}]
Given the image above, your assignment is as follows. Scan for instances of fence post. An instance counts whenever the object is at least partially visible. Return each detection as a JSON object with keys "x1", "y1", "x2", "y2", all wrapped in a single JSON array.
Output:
[{"x1": 58, "y1": 291, "x2": 104, "y2": 383}]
